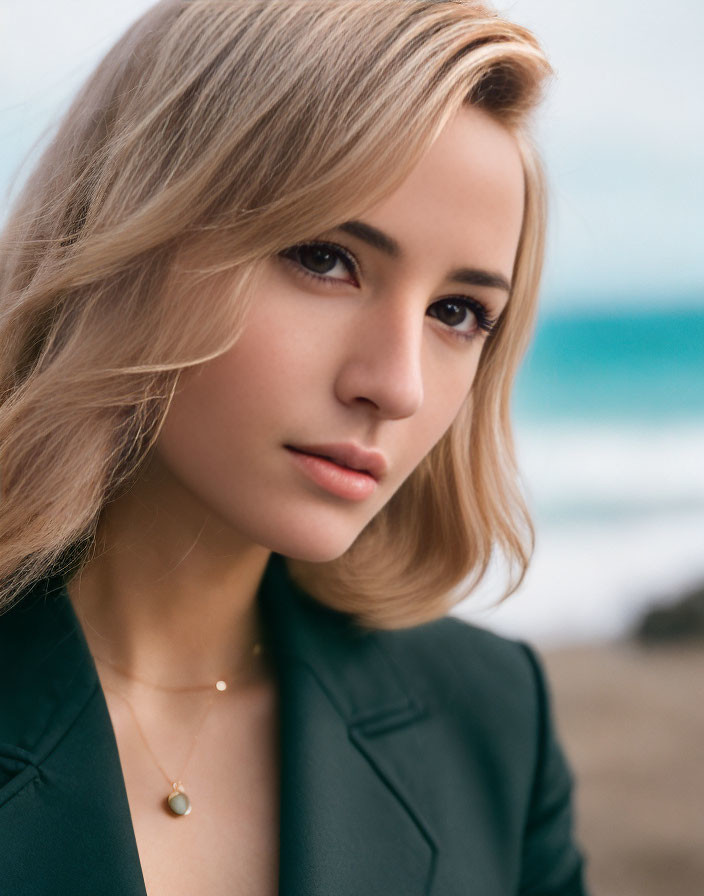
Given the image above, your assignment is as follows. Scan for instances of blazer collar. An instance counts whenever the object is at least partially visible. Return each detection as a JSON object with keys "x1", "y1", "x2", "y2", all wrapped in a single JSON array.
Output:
[{"x1": 0, "y1": 553, "x2": 437, "y2": 895}]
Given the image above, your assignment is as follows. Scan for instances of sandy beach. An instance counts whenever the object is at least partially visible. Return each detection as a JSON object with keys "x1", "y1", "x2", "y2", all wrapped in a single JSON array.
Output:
[{"x1": 542, "y1": 642, "x2": 704, "y2": 896}]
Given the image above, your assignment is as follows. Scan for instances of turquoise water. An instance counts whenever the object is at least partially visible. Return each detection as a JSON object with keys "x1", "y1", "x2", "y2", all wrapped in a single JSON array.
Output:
[
  {"x1": 471, "y1": 301, "x2": 704, "y2": 645},
  {"x1": 513, "y1": 303, "x2": 704, "y2": 423}
]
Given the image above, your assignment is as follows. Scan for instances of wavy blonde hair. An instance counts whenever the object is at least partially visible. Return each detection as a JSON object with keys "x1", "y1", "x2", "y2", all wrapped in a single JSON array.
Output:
[{"x1": 0, "y1": 0, "x2": 552, "y2": 628}]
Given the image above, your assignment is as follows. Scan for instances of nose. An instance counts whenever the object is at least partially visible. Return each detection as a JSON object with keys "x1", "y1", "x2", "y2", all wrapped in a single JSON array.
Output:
[{"x1": 333, "y1": 298, "x2": 424, "y2": 420}]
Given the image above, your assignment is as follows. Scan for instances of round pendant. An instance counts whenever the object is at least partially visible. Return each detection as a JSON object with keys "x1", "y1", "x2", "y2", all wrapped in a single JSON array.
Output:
[{"x1": 167, "y1": 787, "x2": 192, "y2": 816}]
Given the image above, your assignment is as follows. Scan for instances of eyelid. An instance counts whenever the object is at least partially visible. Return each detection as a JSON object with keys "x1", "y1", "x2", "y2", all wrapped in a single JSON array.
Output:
[
  {"x1": 429, "y1": 295, "x2": 499, "y2": 342},
  {"x1": 287, "y1": 240, "x2": 361, "y2": 283},
  {"x1": 280, "y1": 240, "x2": 501, "y2": 341},
  {"x1": 450, "y1": 296, "x2": 499, "y2": 331}
]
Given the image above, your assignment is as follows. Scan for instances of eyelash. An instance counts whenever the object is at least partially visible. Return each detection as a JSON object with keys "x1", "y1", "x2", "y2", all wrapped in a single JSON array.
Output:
[{"x1": 278, "y1": 241, "x2": 499, "y2": 342}]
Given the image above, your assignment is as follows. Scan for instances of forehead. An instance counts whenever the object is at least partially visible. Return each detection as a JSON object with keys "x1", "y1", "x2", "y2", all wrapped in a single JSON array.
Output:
[{"x1": 360, "y1": 105, "x2": 525, "y2": 282}]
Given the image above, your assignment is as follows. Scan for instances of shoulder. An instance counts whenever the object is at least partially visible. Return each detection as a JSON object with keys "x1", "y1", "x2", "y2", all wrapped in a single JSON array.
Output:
[
  {"x1": 362, "y1": 613, "x2": 554, "y2": 802},
  {"x1": 373, "y1": 613, "x2": 568, "y2": 792},
  {"x1": 379, "y1": 611, "x2": 536, "y2": 672},
  {"x1": 372, "y1": 615, "x2": 588, "y2": 893},
  {"x1": 374, "y1": 613, "x2": 544, "y2": 730},
  {"x1": 0, "y1": 574, "x2": 98, "y2": 759}
]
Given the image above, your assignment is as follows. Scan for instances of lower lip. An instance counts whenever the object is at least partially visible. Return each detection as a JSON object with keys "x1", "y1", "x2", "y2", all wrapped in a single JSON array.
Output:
[{"x1": 285, "y1": 447, "x2": 378, "y2": 501}]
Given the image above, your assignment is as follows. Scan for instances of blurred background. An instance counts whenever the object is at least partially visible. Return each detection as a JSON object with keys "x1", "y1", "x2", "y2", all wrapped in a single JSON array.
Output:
[
  {"x1": 2, "y1": 1, "x2": 702, "y2": 893},
  {"x1": 470, "y1": 4, "x2": 704, "y2": 894}
]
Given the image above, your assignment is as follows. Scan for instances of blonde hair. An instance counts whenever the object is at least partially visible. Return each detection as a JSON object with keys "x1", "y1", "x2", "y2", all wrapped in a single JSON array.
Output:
[{"x1": 0, "y1": 0, "x2": 552, "y2": 628}]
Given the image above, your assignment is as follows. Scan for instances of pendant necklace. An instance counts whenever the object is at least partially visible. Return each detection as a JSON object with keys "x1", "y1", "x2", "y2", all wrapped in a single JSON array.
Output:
[{"x1": 95, "y1": 638, "x2": 265, "y2": 817}]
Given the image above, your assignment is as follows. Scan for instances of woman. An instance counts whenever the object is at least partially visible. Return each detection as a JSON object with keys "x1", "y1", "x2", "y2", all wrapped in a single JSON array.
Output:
[{"x1": 0, "y1": 1, "x2": 589, "y2": 893}]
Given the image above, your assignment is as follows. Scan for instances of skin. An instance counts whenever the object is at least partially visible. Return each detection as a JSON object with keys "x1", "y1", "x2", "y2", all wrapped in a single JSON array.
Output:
[
  {"x1": 67, "y1": 101, "x2": 524, "y2": 702},
  {"x1": 64, "y1": 102, "x2": 524, "y2": 893}
]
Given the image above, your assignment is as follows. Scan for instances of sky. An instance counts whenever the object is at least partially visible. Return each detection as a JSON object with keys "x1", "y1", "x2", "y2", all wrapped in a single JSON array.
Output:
[{"x1": 1, "y1": 0, "x2": 702, "y2": 310}]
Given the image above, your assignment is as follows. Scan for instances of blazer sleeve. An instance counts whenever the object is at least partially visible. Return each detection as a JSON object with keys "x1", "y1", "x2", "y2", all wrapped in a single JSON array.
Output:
[{"x1": 517, "y1": 642, "x2": 591, "y2": 896}]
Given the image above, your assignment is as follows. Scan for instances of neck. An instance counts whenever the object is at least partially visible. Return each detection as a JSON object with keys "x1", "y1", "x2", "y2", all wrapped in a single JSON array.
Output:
[{"x1": 65, "y1": 450, "x2": 273, "y2": 693}]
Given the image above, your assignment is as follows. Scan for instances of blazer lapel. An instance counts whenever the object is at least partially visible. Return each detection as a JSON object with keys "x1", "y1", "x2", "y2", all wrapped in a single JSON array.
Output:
[
  {"x1": 259, "y1": 553, "x2": 438, "y2": 895},
  {"x1": 0, "y1": 553, "x2": 437, "y2": 895},
  {"x1": 0, "y1": 574, "x2": 148, "y2": 896}
]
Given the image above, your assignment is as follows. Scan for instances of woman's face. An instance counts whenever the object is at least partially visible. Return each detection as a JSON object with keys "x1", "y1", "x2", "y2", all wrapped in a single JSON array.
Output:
[{"x1": 154, "y1": 104, "x2": 525, "y2": 562}]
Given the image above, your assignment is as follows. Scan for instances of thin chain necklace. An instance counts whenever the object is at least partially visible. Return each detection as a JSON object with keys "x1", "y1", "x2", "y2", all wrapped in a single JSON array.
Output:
[{"x1": 95, "y1": 640, "x2": 265, "y2": 817}]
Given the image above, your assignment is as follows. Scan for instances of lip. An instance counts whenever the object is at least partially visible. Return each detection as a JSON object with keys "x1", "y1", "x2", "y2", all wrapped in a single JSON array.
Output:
[
  {"x1": 284, "y1": 442, "x2": 388, "y2": 481},
  {"x1": 286, "y1": 449, "x2": 378, "y2": 501}
]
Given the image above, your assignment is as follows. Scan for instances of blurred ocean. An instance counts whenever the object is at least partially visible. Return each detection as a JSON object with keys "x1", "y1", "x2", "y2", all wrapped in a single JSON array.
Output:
[{"x1": 457, "y1": 303, "x2": 704, "y2": 646}]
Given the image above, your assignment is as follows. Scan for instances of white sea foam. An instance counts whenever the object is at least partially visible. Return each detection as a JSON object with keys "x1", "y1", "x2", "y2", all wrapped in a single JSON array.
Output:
[
  {"x1": 451, "y1": 421, "x2": 704, "y2": 647},
  {"x1": 513, "y1": 421, "x2": 704, "y2": 520}
]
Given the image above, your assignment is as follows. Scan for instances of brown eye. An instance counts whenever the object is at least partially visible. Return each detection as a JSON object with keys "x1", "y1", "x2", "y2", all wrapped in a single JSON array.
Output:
[
  {"x1": 298, "y1": 244, "x2": 338, "y2": 274},
  {"x1": 279, "y1": 241, "x2": 359, "y2": 282},
  {"x1": 427, "y1": 297, "x2": 497, "y2": 341},
  {"x1": 432, "y1": 300, "x2": 475, "y2": 329}
]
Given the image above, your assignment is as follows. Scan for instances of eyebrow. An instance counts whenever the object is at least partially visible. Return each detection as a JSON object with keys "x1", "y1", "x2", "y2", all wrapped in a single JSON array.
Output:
[{"x1": 337, "y1": 219, "x2": 512, "y2": 293}]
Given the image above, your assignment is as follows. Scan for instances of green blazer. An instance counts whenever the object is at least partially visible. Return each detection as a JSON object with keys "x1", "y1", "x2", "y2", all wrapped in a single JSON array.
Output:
[{"x1": 0, "y1": 552, "x2": 588, "y2": 894}]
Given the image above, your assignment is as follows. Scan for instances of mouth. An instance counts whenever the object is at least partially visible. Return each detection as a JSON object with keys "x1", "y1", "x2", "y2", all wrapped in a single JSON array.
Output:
[
  {"x1": 287, "y1": 447, "x2": 370, "y2": 475},
  {"x1": 284, "y1": 442, "x2": 387, "y2": 482},
  {"x1": 284, "y1": 445, "x2": 381, "y2": 502}
]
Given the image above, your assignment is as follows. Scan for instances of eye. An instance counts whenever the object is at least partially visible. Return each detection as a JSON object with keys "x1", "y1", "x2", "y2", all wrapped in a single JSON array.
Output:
[
  {"x1": 279, "y1": 241, "x2": 359, "y2": 285},
  {"x1": 427, "y1": 297, "x2": 497, "y2": 341}
]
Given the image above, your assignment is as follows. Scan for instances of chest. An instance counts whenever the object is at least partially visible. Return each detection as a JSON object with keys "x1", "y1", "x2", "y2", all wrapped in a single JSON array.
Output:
[
  {"x1": 132, "y1": 785, "x2": 280, "y2": 896},
  {"x1": 103, "y1": 684, "x2": 281, "y2": 896}
]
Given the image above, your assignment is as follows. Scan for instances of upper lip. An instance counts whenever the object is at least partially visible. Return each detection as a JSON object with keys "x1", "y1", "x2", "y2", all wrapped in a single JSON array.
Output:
[{"x1": 286, "y1": 442, "x2": 388, "y2": 481}]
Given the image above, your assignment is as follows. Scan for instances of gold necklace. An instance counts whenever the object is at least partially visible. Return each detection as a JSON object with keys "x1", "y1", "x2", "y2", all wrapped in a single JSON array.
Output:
[{"x1": 95, "y1": 640, "x2": 264, "y2": 817}]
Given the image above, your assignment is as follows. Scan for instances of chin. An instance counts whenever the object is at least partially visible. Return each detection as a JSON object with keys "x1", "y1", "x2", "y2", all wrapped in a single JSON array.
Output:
[{"x1": 258, "y1": 519, "x2": 364, "y2": 565}]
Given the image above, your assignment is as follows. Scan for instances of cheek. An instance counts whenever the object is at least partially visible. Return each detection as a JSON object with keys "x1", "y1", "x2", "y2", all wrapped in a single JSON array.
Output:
[
  {"x1": 155, "y1": 292, "x2": 332, "y2": 474},
  {"x1": 161, "y1": 326, "x2": 291, "y2": 449}
]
